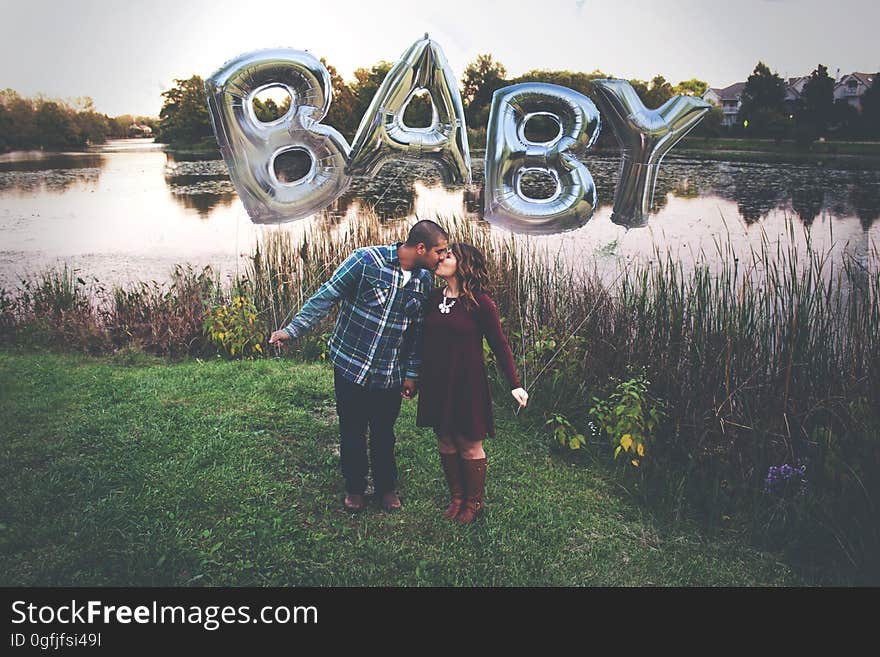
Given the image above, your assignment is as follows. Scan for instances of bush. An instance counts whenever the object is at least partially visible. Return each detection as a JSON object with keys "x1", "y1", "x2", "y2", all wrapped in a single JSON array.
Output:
[
  {"x1": 203, "y1": 295, "x2": 265, "y2": 359},
  {"x1": 589, "y1": 373, "x2": 665, "y2": 469}
]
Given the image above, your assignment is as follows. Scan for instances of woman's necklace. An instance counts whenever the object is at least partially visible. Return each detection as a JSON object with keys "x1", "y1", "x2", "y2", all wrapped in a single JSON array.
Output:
[{"x1": 439, "y1": 288, "x2": 458, "y2": 314}]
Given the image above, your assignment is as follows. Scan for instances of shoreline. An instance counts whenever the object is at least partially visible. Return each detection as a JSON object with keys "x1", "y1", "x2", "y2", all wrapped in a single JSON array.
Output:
[{"x1": 5, "y1": 136, "x2": 880, "y2": 171}]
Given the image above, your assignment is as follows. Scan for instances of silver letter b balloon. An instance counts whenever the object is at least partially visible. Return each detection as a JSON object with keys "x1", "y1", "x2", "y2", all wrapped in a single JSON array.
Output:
[
  {"x1": 592, "y1": 79, "x2": 709, "y2": 226},
  {"x1": 347, "y1": 35, "x2": 471, "y2": 185},
  {"x1": 483, "y1": 83, "x2": 601, "y2": 234},
  {"x1": 205, "y1": 49, "x2": 351, "y2": 224}
]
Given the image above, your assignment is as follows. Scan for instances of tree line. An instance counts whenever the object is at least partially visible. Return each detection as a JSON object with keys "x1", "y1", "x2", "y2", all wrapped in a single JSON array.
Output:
[
  {"x1": 156, "y1": 55, "x2": 719, "y2": 149},
  {"x1": 158, "y1": 55, "x2": 878, "y2": 148},
  {"x1": 0, "y1": 89, "x2": 159, "y2": 152},
  {"x1": 4, "y1": 56, "x2": 876, "y2": 153}
]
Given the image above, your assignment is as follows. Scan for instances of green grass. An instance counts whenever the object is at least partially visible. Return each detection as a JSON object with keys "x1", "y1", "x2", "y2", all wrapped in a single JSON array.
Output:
[
  {"x1": 674, "y1": 137, "x2": 880, "y2": 168},
  {"x1": 0, "y1": 349, "x2": 806, "y2": 586}
]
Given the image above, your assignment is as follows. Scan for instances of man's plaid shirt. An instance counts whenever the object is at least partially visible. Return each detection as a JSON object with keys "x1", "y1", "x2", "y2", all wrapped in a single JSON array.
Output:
[{"x1": 283, "y1": 242, "x2": 433, "y2": 389}]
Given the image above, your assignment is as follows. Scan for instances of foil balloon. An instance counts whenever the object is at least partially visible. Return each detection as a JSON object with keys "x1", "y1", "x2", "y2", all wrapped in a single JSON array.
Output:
[
  {"x1": 347, "y1": 34, "x2": 471, "y2": 185},
  {"x1": 205, "y1": 49, "x2": 351, "y2": 224},
  {"x1": 483, "y1": 83, "x2": 601, "y2": 234},
  {"x1": 591, "y1": 79, "x2": 709, "y2": 226}
]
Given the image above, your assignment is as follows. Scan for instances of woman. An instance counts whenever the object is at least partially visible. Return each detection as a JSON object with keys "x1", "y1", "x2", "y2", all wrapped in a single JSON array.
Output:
[{"x1": 416, "y1": 243, "x2": 529, "y2": 524}]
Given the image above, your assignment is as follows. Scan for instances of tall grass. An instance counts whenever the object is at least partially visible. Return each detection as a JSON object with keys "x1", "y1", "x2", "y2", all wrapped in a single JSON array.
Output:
[{"x1": 1, "y1": 210, "x2": 877, "y2": 582}]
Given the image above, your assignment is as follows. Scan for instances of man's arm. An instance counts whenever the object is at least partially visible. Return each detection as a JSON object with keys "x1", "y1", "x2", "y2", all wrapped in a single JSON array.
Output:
[
  {"x1": 402, "y1": 278, "x2": 432, "y2": 385},
  {"x1": 282, "y1": 250, "x2": 364, "y2": 340}
]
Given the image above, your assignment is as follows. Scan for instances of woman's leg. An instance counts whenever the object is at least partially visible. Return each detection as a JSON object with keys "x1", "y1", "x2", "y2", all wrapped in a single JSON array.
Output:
[
  {"x1": 437, "y1": 434, "x2": 458, "y2": 455},
  {"x1": 437, "y1": 433, "x2": 464, "y2": 519},
  {"x1": 456, "y1": 437, "x2": 485, "y2": 460},
  {"x1": 454, "y1": 435, "x2": 487, "y2": 523}
]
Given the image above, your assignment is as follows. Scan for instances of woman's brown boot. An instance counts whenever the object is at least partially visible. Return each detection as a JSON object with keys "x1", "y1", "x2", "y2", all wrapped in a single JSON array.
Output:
[
  {"x1": 439, "y1": 452, "x2": 464, "y2": 520},
  {"x1": 455, "y1": 457, "x2": 487, "y2": 524}
]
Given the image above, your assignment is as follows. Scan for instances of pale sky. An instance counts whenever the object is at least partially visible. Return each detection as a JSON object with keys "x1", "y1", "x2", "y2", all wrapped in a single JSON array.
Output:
[{"x1": 1, "y1": 0, "x2": 878, "y2": 117}]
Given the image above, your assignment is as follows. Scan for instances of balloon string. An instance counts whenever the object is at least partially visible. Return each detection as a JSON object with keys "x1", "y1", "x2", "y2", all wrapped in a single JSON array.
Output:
[
  {"x1": 371, "y1": 163, "x2": 407, "y2": 212},
  {"x1": 515, "y1": 266, "x2": 625, "y2": 416},
  {"x1": 268, "y1": 248, "x2": 347, "y2": 335},
  {"x1": 258, "y1": 226, "x2": 282, "y2": 356}
]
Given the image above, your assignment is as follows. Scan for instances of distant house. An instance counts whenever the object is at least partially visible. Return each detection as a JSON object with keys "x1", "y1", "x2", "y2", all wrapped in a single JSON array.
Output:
[
  {"x1": 702, "y1": 71, "x2": 876, "y2": 128},
  {"x1": 128, "y1": 124, "x2": 153, "y2": 138},
  {"x1": 833, "y1": 72, "x2": 876, "y2": 112},
  {"x1": 784, "y1": 76, "x2": 810, "y2": 117},
  {"x1": 703, "y1": 82, "x2": 745, "y2": 127}
]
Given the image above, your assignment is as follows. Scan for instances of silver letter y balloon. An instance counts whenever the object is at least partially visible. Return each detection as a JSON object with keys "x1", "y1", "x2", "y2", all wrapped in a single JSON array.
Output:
[
  {"x1": 347, "y1": 35, "x2": 471, "y2": 184},
  {"x1": 592, "y1": 79, "x2": 709, "y2": 226},
  {"x1": 205, "y1": 49, "x2": 351, "y2": 224}
]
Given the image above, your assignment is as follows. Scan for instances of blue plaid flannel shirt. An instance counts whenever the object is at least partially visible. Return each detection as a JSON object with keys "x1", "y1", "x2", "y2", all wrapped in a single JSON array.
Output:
[{"x1": 283, "y1": 242, "x2": 433, "y2": 389}]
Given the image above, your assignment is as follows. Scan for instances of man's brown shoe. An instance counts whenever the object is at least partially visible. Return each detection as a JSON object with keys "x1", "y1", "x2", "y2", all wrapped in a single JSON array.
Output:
[
  {"x1": 380, "y1": 491, "x2": 402, "y2": 512},
  {"x1": 344, "y1": 493, "x2": 366, "y2": 512}
]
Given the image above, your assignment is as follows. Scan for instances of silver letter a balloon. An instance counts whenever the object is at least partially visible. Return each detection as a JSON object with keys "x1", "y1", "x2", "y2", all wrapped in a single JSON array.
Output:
[
  {"x1": 347, "y1": 35, "x2": 471, "y2": 185},
  {"x1": 592, "y1": 79, "x2": 709, "y2": 226},
  {"x1": 205, "y1": 49, "x2": 351, "y2": 224},
  {"x1": 484, "y1": 83, "x2": 601, "y2": 234}
]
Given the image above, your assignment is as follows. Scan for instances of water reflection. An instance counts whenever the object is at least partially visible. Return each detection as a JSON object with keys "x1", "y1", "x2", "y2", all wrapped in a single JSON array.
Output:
[
  {"x1": 0, "y1": 167, "x2": 102, "y2": 193},
  {"x1": 163, "y1": 156, "x2": 238, "y2": 216},
  {"x1": 1, "y1": 139, "x2": 878, "y2": 288},
  {"x1": 159, "y1": 150, "x2": 880, "y2": 231},
  {"x1": 0, "y1": 152, "x2": 104, "y2": 193},
  {"x1": 850, "y1": 177, "x2": 880, "y2": 230}
]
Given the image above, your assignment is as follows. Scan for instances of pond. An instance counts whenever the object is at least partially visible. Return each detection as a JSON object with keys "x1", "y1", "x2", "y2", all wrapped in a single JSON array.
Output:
[{"x1": 0, "y1": 138, "x2": 877, "y2": 289}]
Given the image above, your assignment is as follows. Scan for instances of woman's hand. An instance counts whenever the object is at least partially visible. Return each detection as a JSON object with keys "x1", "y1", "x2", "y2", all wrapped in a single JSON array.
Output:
[{"x1": 511, "y1": 388, "x2": 529, "y2": 408}]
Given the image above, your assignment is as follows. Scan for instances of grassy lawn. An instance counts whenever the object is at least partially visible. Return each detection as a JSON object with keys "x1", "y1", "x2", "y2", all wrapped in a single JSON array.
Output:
[
  {"x1": 674, "y1": 137, "x2": 880, "y2": 168},
  {"x1": 0, "y1": 349, "x2": 807, "y2": 586}
]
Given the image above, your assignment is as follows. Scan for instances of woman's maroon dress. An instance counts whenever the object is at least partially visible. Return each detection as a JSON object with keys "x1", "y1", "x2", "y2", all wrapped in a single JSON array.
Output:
[{"x1": 416, "y1": 288, "x2": 521, "y2": 441}]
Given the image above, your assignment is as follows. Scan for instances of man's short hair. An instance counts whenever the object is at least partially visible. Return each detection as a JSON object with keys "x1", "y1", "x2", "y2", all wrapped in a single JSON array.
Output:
[{"x1": 405, "y1": 220, "x2": 448, "y2": 249}]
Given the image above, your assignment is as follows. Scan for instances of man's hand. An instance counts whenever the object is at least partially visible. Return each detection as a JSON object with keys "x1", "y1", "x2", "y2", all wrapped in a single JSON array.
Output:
[
  {"x1": 401, "y1": 379, "x2": 418, "y2": 399},
  {"x1": 511, "y1": 387, "x2": 529, "y2": 408},
  {"x1": 268, "y1": 329, "x2": 292, "y2": 348}
]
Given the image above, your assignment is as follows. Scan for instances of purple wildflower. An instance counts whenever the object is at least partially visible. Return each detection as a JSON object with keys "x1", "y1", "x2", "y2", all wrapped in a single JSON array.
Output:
[{"x1": 764, "y1": 461, "x2": 808, "y2": 498}]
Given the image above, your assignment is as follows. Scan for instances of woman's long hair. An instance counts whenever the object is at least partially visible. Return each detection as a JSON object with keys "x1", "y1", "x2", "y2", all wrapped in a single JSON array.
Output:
[{"x1": 448, "y1": 242, "x2": 490, "y2": 309}]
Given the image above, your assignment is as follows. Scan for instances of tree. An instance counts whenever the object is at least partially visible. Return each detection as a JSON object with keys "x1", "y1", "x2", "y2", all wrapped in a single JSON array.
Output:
[
  {"x1": 321, "y1": 58, "x2": 358, "y2": 141},
  {"x1": 860, "y1": 75, "x2": 880, "y2": 137},
  {"x1": 739, "y1": 61, "x2": 787, "y2": 134},
  {"x1": 692, "y1": 105, "x2": 723, "y2": 138},
  {"x1": 109, "y1": 114, "x2": 134, "y2": 139},
  {"x1": 461, "y1": 54, "x2": 507, "y2": 127},
  {"x1": 251, "y1": 96, "x2": 291, "y2": 123},
  {"x1": 644, "y1": 75, "x2": 674, "y2": 109},
  {"x1": 74, "y1": 110, "x2": 110, "y2": 145},
  {"x1": 628, "y1": 79, "x2": 649, "y2": 103},
  {"x1": 34, "y1": 101, "x2": 79, "y2": 148},
  {"x1": 674, "y1": 78, "x2": 709, "y2": 97},
  {"x1": 158, "y1": 75, "x2": 214, "y2": 145},
  {"x1": 510, "y1": 69, "x2": 608, "y2": 98},
  {"x1": 0, "y1": 103, "x2": 10, "y2": 151},
  {"x1": 0, "y1": 89, "x2": 36, "y2": 150},
  {"x1": 349, "y1": 61, "x2": 393, "y2": 137},
  {"x1": 800, "y1": 64, "x2": 835, "y2": 135},
  {"x1": 831, "y1": 99, "x2": 859, "y2": 137}
]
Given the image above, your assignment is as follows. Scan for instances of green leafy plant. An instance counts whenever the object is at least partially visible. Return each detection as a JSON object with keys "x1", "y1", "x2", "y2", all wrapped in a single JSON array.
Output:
[
  {"x1": 589, "y1": 374, "x2": 665, "y2": 467},
  {"x1": 545, "y1": 413, "x2": 586, "y2": 450},
  {"x1": 203, "y1": 295, "x2": 264, "y2": 358}
]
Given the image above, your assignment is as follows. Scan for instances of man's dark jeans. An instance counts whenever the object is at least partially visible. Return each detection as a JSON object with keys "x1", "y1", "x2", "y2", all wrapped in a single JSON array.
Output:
[{"x1": 334, "y1": 367, "x2": 404, "y2": 496}]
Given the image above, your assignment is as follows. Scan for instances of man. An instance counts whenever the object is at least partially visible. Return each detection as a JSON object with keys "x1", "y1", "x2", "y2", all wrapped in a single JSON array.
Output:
[{"x1": 268, "y1": 220, "x2": 449, "y2": 512}]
